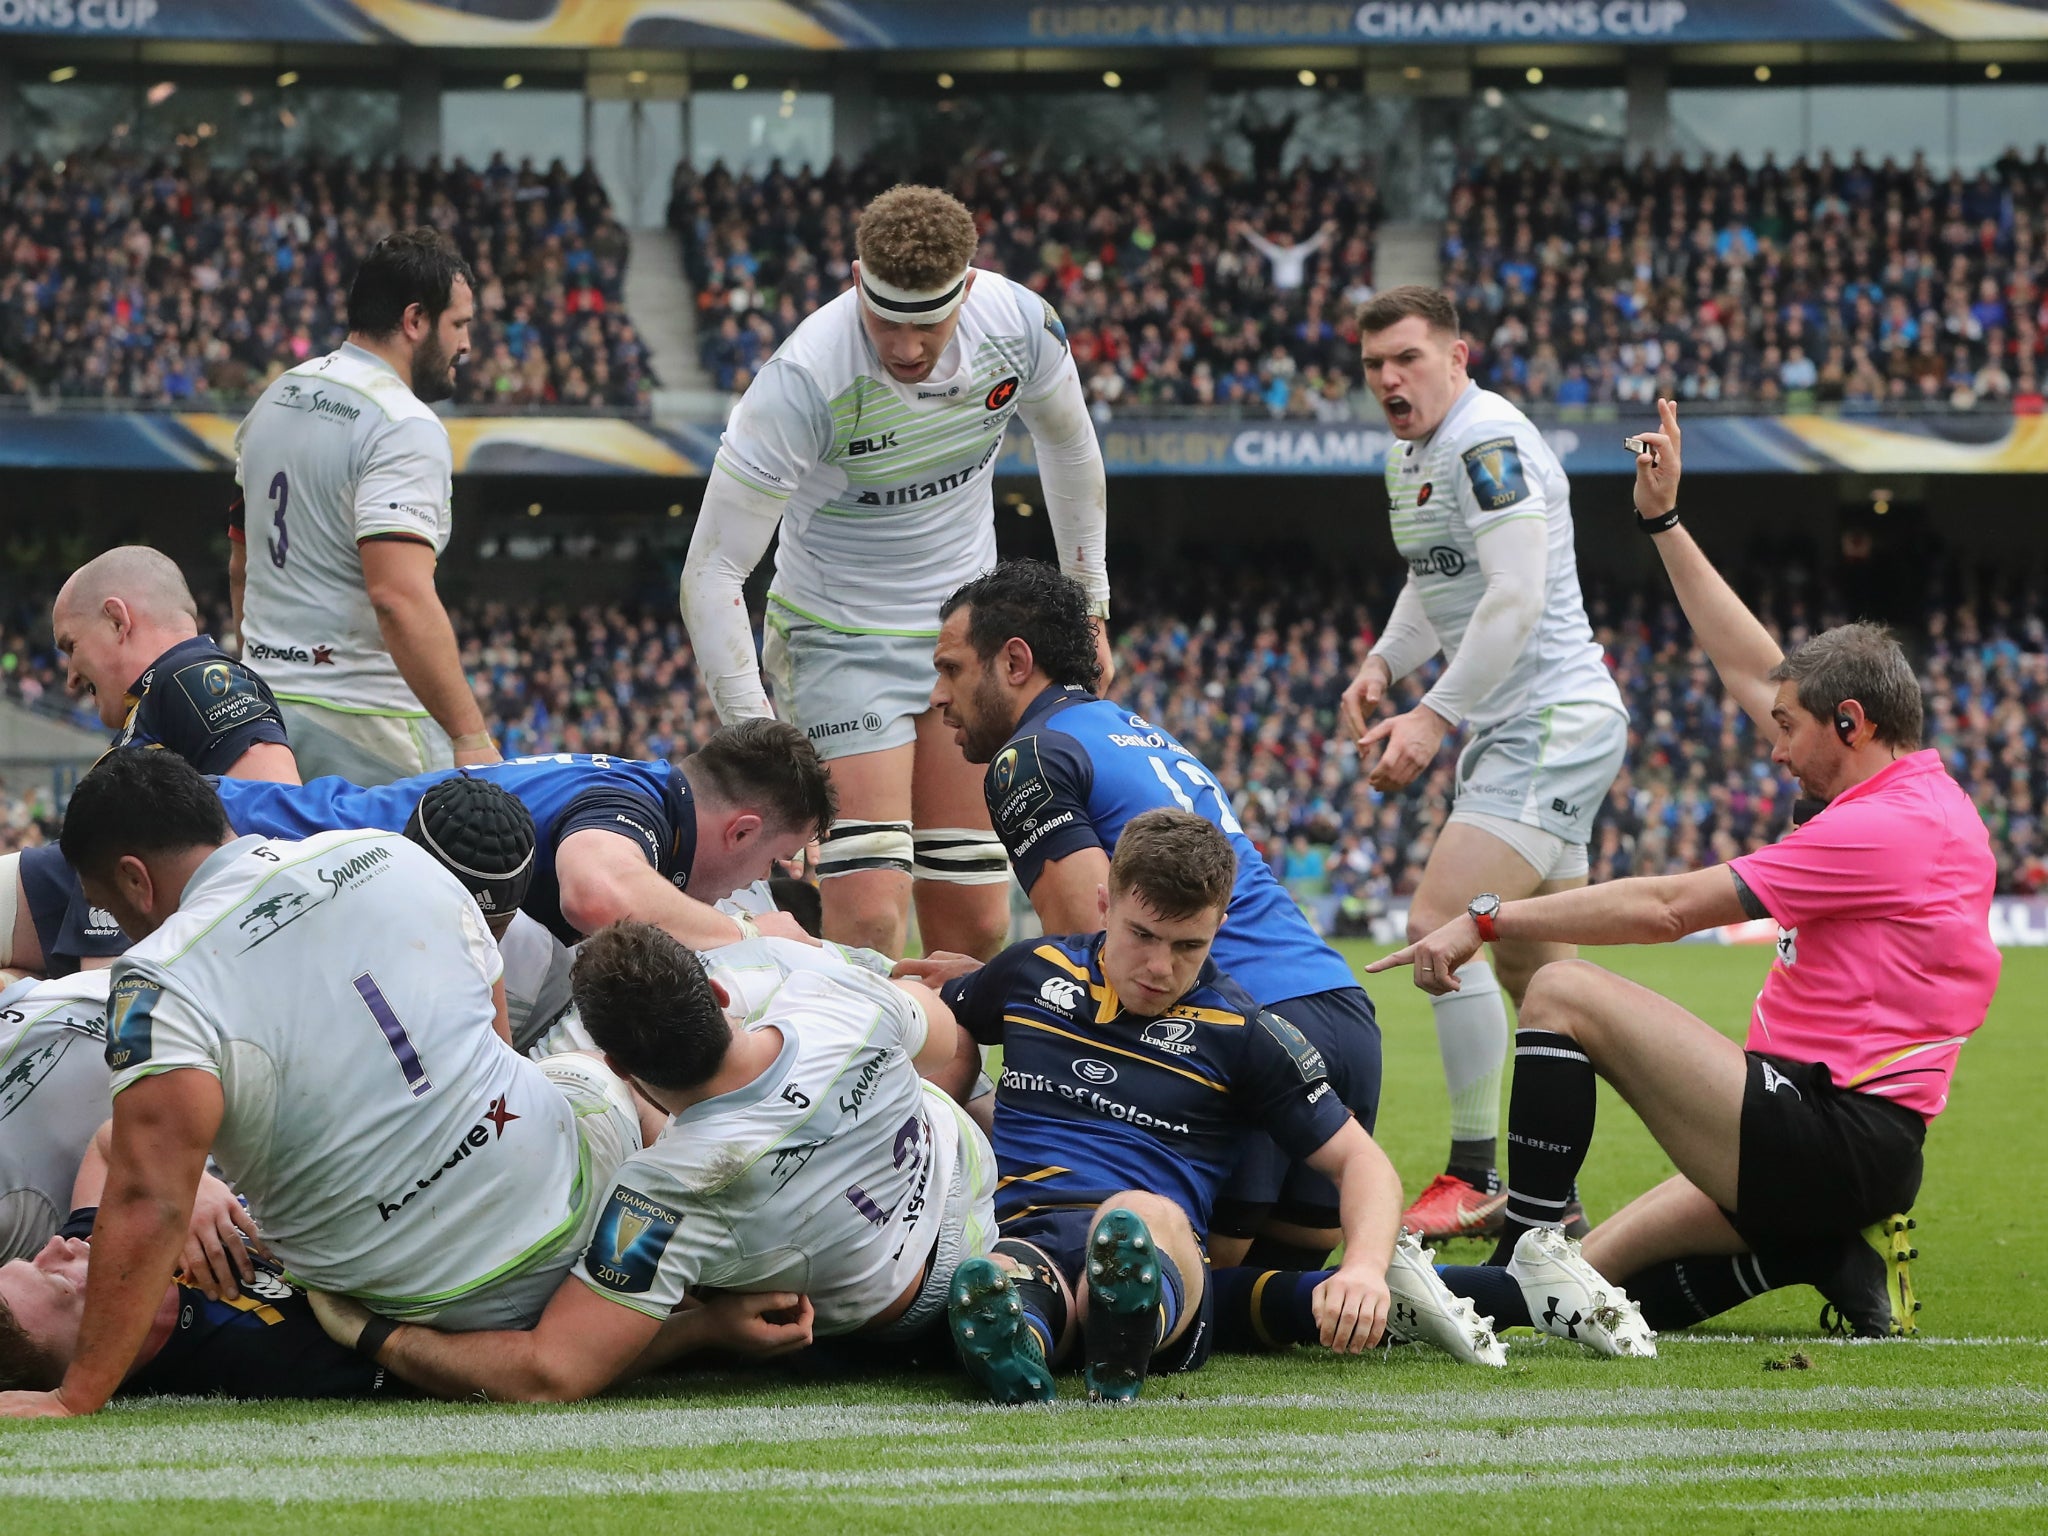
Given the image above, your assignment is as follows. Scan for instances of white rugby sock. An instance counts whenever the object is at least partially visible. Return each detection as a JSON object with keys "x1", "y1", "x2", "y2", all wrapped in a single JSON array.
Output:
[{"x1": 1429, "y1": 960, "x2": 1508, "y2": 1156}]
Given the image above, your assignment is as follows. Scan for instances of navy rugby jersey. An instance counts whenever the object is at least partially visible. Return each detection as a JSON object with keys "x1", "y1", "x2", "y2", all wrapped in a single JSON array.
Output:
[
  {"x1": 940, "y1": 932, "x2": 1352, "y2": 1234},
  {"x1": 985, "y1": 684, "x2": 1358, "y2": 1006},
  {"x1": 111, "y1": 635, "x2": 289, "y2": 775},
  {"x1": 215, "y1": 753, "x2": 697, "y2": 943},
  {"x1": 61, "y1": 1209, "x2": 387, "y2": 1400}
]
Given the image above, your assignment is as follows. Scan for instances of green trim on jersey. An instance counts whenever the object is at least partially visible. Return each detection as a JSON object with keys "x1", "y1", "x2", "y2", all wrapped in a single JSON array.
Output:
[
  {"x1": 277, "y1": 361, "x2": 432, "y2": 428},
  {"x1": 273, "y1": 694, "x2": 432, "y2": 720},
  {"x1": 766, "y1": 592, "x2": 943, "y2": 639},
  {"x1": 150, "y1": 830, "x2": 398, "y2": 967},
  {"x1": 714, "y1": 456, "x2": 791, "y2": 500}
]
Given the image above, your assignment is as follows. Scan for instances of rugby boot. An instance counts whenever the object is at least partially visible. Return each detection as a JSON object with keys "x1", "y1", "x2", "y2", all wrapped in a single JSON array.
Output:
[
  {"x1": 1507, "y1": 1227, "x2": 1657, "y2": 1358},
  {"x1": 1401, "y1": 1173, "x2": 1507, "y2": 1243},
  {"x1": 1083, "y1": 1207, "x2": 1164, "y2": 1403},
  {"x1": 1816, "y1": 1216, "x2": 1920, "y2": 1339},
  {"x1": 1384, "y1": 1231, "x2": 1508, "y2": 1366},
  {"x1": 948, "y1": 1256, "x2": 1056, "y2": 1404}
]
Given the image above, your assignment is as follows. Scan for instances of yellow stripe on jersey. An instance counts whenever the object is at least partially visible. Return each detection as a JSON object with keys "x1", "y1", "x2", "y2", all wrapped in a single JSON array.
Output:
[{"x1": 1001, "y1": 1014, "x2": 1228, "y2": 1093}]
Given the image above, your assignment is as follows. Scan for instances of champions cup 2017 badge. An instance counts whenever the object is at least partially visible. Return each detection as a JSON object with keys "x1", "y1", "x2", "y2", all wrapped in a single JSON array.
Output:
[
  {"x1": 587, "y1": 1186, "x2": 682, "y2": 1295},
  {"x1": 1462, "y1": 437, "x2": 1530, "y2": 511}
]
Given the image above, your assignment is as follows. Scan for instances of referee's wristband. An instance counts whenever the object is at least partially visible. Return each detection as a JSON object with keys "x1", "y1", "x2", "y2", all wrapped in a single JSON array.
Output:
[
  {"x1": 354, "y1": 1314, "x2": 400, "y2": 1361},
  {"x1": 1635, "y1": 505, "x2": 1681, "y2": 534}
]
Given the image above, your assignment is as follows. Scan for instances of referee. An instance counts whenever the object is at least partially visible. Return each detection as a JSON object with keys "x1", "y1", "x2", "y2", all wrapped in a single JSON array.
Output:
[{"x1": 230, "y1": 228, "x2": 498, "y2": 785}]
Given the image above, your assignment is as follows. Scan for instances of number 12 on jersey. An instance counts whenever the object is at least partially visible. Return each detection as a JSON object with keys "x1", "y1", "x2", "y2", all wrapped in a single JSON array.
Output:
[{"x1": 1148, "y1": 754, "x2": 1244, "y2": 834}]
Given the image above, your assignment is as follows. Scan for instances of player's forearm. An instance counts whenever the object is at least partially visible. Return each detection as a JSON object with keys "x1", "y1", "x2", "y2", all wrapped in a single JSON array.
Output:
[
  {"x1": 1646, "y1": 521, "x2": 1784, "y2": 733},
  {"x1": 1490, "y1": 867, "x2": 1742, "y2": 947},
  {"x1": 1366, "y1": 579, "x2": 1439, "y2": 683},
  {"x1": 680, "y1": 474, "x2": 783, "y2": 722},
  {"x1": 1019, "y1": 372, "x2": 1110, "y2": 609},
  {"x1": 1419, "y1": 518, "x2": 1546, "y2": 728},
  {"x1": 559, "y1": 842, "x2": 745, "y2": 949},
  {"x1": 370, "y1": 585, "x2": 490, "y2": 742},
  {"x1": 59, "y1": 1179, "x2": 192, "y2": 1412},
  {"x1": 371, "y1": 1322, "x2": 592, "y2": 1402},
  {"x1": 1325, "y1": 1130, "x2": 1401, "y2": 1280}
]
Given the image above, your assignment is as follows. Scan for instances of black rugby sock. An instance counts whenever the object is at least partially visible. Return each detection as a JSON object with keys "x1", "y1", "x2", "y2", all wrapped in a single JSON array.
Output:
[
  {"x1": 1243, "y1": 1234, "x2": 1335, "y2": 1271},
  {"x1": 1488, "y1": 1029, "x2": 1598, "y2": 1266},
  {"x1": 1435, "y1": 1264, "x2": 1531, "y2": 1330},
  {"x1": 1210, "y1": 1266, "x2": 1336, "y2": 1350},
  {"x1": 1626, "y1": 1244, "x2": 1851, "y2": 1331}
]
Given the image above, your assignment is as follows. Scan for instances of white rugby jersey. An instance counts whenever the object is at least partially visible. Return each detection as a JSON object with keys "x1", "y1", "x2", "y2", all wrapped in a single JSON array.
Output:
[
  {"x1": 715, "y1": 275, "x2": 1078, "y2": 634},
  {"x1": 1384, "y1": 384, "x2": 1623, "y2": 728},
  {"x1": 234, "y1": 343, "x2": 454, "y2": 714},
  {"x1": 576, "y1": 965, "x2": 966, "y2": 1334},
  {"x1": 105, "y1": 832, "x2": 587, "y2": 1315},
  {"x1": 499, "y1": 911, "x2": 576, "y2": 1055},
  {"x1": 0, "y1": 970, "x2": 111, "y2": 1262}
]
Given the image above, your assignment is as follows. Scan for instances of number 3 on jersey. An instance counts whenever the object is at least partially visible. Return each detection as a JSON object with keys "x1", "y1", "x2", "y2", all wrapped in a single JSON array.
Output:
[
  {"x1": 266, "y1": 470, "x2": 290, "y2": 570},
  {"x1": 1148, "y1": 754, "x2": 1244, "y2": 834}
]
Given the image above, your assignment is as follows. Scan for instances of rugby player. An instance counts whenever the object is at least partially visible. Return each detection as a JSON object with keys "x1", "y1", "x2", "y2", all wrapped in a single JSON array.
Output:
[
  {"x1": 680, "y1": 183, "x2": 1111, "y2": 962},
  {"x1": 52, "y1": 545, "x2": 298, "y2": 784},
  {"x1": 301, "y1": 921, "x2": 996, "y2": 1402},
  {"x1": 1338, "y1": 286, "x2": 1627, "y2": 1243},
  {"x1": 212, "y1": 720, "x2": 833, "y2": 953},
  {"x1": 1373, "y1": 401, "x2": 1997, "y2": 1342},
  {"x1": 0, "y1": 751, "x2": 642, "y2": 1419},
  {"x1": 915, "y1": 810, "x2": 1500, "y2": 1405},
  {"x1": 929, "y1": 560, "x2": 1379, "y2": 1270},
  {"x1": 0, "y1": 971, "x2": 111, "y2": 1263},
  {"x1": 230, "y1": 227, "x2": 498, "y2": 784}
]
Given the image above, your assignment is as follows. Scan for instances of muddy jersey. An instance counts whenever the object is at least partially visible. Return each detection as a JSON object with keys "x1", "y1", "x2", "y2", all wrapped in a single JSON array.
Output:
[
  {"x1": 715, "y1": 275, "x2": 1078, "y2": 634},
  {"x1": 1383, "y1": 383, "x2": 1622, "y2": 728}
]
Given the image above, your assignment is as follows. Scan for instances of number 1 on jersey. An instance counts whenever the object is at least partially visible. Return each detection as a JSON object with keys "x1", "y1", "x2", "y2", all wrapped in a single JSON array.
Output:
[{"x1": 353, "y1": 972, "x2": 431, "y2": 1098}]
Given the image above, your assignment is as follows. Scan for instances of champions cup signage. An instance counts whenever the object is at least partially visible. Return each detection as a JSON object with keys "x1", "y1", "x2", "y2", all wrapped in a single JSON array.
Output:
[{"x1": 6, "y1": 0, "x2": 2048, "y2": 44}]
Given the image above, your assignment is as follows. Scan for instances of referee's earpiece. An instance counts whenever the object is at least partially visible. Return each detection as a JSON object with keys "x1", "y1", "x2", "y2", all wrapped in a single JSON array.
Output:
[{"x1": 1835, "y1": 705, "x2": 1857, "y2": 745}]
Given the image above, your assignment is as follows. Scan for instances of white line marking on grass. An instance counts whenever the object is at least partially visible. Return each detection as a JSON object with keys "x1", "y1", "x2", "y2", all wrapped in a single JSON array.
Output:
[
  {"x1": 1726, "y1": 1484, "x2": 2048, "y2": 1513},
  {"x1": 1653, "y1": 1334, "x2": 2048, "y2": 1347},
  {"x1": 5, "y1": 1423, "x2": 2043, "y2": 1504}
]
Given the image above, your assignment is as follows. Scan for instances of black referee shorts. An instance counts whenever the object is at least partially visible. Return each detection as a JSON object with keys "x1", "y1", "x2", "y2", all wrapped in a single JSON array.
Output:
[{"x1": 1726, "y1": 1052, "x2": 1927, "y2": 1248}]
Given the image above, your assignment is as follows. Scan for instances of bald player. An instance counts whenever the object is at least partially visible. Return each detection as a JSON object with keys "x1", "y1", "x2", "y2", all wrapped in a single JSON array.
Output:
[{"x1": 51, "y1": 546, "x2": 297, "y2": 785}]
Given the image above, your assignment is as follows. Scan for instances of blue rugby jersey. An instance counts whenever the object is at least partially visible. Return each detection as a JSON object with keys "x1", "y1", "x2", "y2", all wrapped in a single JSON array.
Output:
[
  {"x1": 112, "y1": 635, "x2": 289, "y2": 774},
  {"x1": 939, "y1": 932, "x2": 1352, "y2": 1235},
  {"x1": 984, "y1": 684, "x2": 1359, "y2": 1006},
  {"x1": 215, "y1": 752, "x2": 696, "y2": 943}
]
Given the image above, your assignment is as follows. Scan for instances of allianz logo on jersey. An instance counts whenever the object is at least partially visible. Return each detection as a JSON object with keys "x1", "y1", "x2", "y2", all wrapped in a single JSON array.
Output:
[
  {"x1": 849, "y1": 438, "x2": 1002, "y2": 507},
  {"x1": 1406, "y1": 546, "x2": 1468, "y2": 578}
]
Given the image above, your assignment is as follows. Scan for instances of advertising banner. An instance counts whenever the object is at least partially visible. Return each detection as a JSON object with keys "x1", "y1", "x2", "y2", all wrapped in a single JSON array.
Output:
[{"x1": 6, "y1": 1, "x2": 2048, "y2": 49}]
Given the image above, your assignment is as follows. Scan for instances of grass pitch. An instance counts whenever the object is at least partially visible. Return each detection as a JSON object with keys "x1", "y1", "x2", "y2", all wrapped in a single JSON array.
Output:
[{"x1": 4, "y1": 945, "x2": 2043, "y2": 1532}]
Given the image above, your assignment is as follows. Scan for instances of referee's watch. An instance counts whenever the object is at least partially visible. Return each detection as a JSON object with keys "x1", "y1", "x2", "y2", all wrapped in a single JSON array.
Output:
[{"x1": 1467, "y1": 893, "x2": 1502, "y2": 943}]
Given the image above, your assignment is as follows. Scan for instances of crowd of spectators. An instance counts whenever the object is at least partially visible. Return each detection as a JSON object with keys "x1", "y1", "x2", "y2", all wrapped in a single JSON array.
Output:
[
  {"x1": 0, "y1": 148, "x2": 654, "y2": 409},
  {"x1": 1444, "y1": 144, "x2": 2048, "y2": 413},
  {"x1": 674, "y1": 154, "x2": 1381, "y2": 417},
  {"x1": 8, "y1": 560, "x2": 2047, "y2": 900}
]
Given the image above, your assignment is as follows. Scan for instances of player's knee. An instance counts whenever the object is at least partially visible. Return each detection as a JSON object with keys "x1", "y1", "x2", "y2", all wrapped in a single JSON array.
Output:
[
  {"x1": 1492, "y1": 948, "x2": 1542, "y2": 1005},
  {"x1": 1405, "y1": 896, "x2": 1458, "y2": 945},
  {"x1": 1517, "y1": 958, "x2": 1603, "y2": 1036},
  {"x1": 1104, "y1": 1190, "x2": 1193, "y2": 1245}
]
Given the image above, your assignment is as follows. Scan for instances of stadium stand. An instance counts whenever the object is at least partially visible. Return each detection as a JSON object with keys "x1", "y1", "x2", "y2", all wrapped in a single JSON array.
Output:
[
  {"x1": 0, "y1": 148, "x2": 654, "y2": 409},
  {"x1": 8, "y1": 567, "x2": 2045, "y2": 896},
  {"x1": 1441, "y1": 146, "x2": 2048, "y2": 411},
  {"x1": 671, "y1": 155, "x2": 1382, "y2": 414}
]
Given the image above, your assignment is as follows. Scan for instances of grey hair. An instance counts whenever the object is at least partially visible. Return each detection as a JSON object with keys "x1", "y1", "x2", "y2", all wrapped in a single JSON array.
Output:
[{"x1": 1767, "y1": 621, "x2": 1922, "y2": 750}]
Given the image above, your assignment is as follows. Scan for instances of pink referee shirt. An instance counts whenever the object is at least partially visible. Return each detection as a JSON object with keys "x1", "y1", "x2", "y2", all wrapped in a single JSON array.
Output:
[{"x1": 1728, "y1": 750, "x2": 1999, "y2": 1121}]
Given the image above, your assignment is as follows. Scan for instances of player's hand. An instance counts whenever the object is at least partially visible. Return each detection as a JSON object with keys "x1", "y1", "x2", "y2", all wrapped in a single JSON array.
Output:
[
  {"x1": 179, "y1": 1174, "x2": 262, "y2": 1301},
  {"x1": 752, "y1": 909, "x2": 819, "y2": 946},
  {"x1": 305, "y1": 1290, "x2": 376, "y2": 1352},
  {"x1": 1338, "y1": 654, "x2": 1394, "y2": 745},
  {"x1": 1364, "y1": 913, "x2": 1485, "y2": 993},
  {"x1": 0, "y1": 1389, "x2": 84, "y2": 1420},
  {"x1": 1089, "y1": 616, "x2": 1117, "y2": 694},
  {"x1": 1312, "y1": 1262, "x2": 1391, "y2": 1353},
  {"x1": 893, "y1": 951, "x2": 982, "y2": 987},
  {"x1": 1633, "y1": 397, "x2": 1682, "y2": 521},
  {"x1": 451, "y1": 733, "x2": 503, "y2": 768},
  {"x1": 698, "y1": 1291, "x2": 816, "y2": 1357},
  {"x1": 1360, "y1": 704, "x2": 1450, "y2": 791}
]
